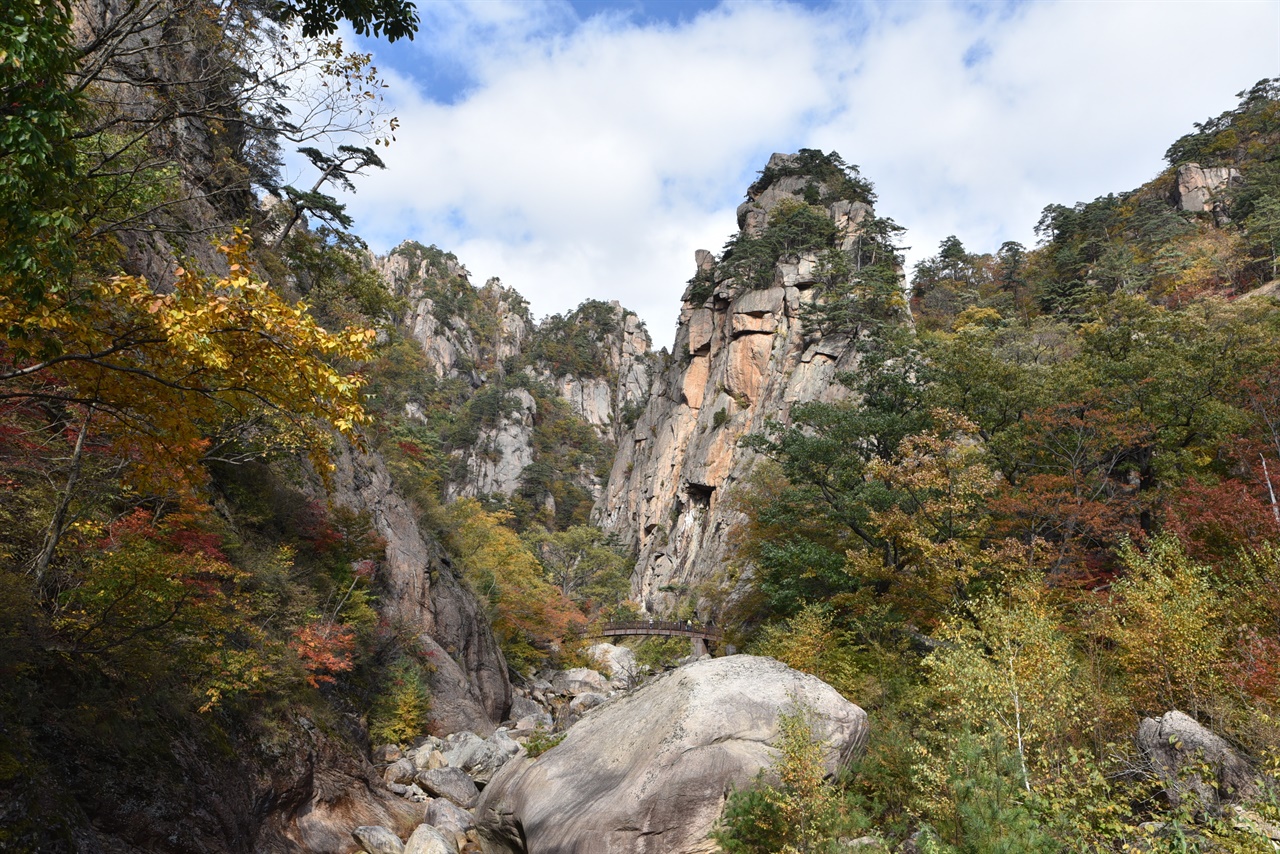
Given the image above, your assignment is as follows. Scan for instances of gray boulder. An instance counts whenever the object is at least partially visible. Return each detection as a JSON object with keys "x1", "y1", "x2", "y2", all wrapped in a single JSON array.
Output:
[
  {"x1": 352, "y1": 825, "x2": 404, "y2": 854},
  {"x1": 384, "y1": 758, "x2": 417, "y2": 785},
  {"x1": 568, "y1": 692, "x2": 608, "y2": 713},
  {"x1": 476, "y1": 654, "x2": 867, "y2": 853},
  {"x1": 440, "y1": 730, "x2": 521, "y2": 784},
  {"x1": 426, "y1": 796, "x2": 476, "y2": 836},
  {"x1": 372, "y1": 744, "x2": 403, "y2": 764},
  {"x1": 416, "y1": 766, "x2": 480, "y2": 809},
  {"x1": 403, "y1": 823, "x2": 454, "y2": 854},
  {"x1": 507, "y1": 694, "x2": 543, "y2": 721},
  {"x1": 587, "y1": 642, "x2": 639, "y2": 687},
  {"x1": 550, "y1": 667, "x2": 610, "y2": 696},
  {"x1": 1137, "y1": 710, "x2": 1259, "y2": 810}
]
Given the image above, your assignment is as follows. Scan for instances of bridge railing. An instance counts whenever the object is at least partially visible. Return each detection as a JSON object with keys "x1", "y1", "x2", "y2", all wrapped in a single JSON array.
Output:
[{"x1": 586, "y1": 620, "x2": 722, "y2": 640}]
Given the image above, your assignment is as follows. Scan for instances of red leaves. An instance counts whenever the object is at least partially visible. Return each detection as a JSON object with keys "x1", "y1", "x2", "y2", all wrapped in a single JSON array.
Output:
[
  {"x1": 100, "y1": 506, "x2": 227, "y2": 561},
  {"x1": 987, "y1": 394, "x2": 1160, "y2": 578},
  {"x1": 291, "y1": 620, "x2": 356, "y2": 687},
  {"x1": 1164, "y1": 475, "x2": 1276, "y2": 562},
  {"x1": 397, "y1": 439, "x2": 426, "y2": 461},
  {"x1": 1227, "y1": 628, "x2": 1280, "y2": 699}
]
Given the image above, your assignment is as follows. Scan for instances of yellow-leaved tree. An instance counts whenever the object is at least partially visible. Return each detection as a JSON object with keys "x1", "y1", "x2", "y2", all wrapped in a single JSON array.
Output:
[
  {"x1": 0, "y1": 231, "x2": 374, "y2": 588},
  {"x1": 443, "y1": 499, "x2": 586, "y2": 673}
]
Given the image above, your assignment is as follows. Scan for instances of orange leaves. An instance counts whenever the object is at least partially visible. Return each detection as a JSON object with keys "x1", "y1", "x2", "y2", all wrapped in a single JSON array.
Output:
[{"x1": 291, "y1": 620, "x2": 356, "y2": 688}]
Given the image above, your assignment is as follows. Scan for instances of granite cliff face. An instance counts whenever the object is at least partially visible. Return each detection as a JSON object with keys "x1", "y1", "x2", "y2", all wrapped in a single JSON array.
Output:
[
  {"x1": 328, "y1": 443, "x2": 511, "y2": 734},
  {"x1": 595, "y1": 154, "x2": 892, "y2": 615},
  {"x1": 374, "y1": 244, "x2": 655, "y2": 504}
]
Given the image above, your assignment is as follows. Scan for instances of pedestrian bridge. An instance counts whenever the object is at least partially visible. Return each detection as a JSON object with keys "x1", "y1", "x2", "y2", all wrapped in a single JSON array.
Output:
[{"x1": 585, "y1": 620, "x2": 723, "y2": 656}]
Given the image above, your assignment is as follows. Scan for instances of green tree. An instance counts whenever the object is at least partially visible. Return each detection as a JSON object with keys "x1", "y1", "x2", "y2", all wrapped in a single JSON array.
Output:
[
  {"x1": 283, "y1": 0, "x2": 419, "y2": 40},
  {"x1": 1245, "y1": 195, "x2": 1280, "y2": 280},
  {"x1": 524, "y1": 525, "x2": 630, "y2": 611},
  {"x1": 273, "y1": 145, "x2": 387, "y2": 247},
  {"x1": 715, "y1": 706, "x2": 860, "y2": 854},
  {"x1": 0, "y1": 0, "x2": 79, "y2": 307}
]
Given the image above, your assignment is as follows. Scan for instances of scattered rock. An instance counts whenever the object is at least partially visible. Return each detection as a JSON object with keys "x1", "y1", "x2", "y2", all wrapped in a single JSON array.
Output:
[
  {"x1": 550, "y1": 667, "x2": 609, "y2": 696},
  {"x1": 586, "y1": 642, "x2": 638, "y2": 686},
  {"x1": 403, "y1": 823, "x2": 453, "y2": 854},
  {"x1": 386, "y1": 782, "x2": 429, "y2": 802},
  {"x1": 352, "y1": 825, "x2": 404, "y2": 854},
  {"x1": 510, "y1": 712, "x2": 553, "y2": 737},
  {"x1": 507, "y1": 694, "x2": 543, "y2": 721},
  {"x1": 384, "y1": 758, "x2": 417, "y2": 785},
  {"x1": 426, "y1": 797, "x2": 477, "y2": 836},
  {"x1": 372, "y1": 744, "x2": 403, "y2": 765},
  {"x1": 408, "y1": 739, "x2": 448, "y2": 773},
  {"x1": 416, "y1": 766, "x2": 480, "y2": 809},
  {"x1": 569, "y1": 692, "x2": 607, "y2": 713},
  {"x1": 476, "y1": 655, "x2": 867, "y2": 853},
  {"x1": 439, "y1": 729, "x2": 522, "y2": 784}
]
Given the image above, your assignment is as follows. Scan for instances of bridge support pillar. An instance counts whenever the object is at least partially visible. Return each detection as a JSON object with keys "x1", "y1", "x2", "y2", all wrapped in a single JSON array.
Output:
[{"x1": 691, "y1": 636, "x2": 708, "y2": 658}]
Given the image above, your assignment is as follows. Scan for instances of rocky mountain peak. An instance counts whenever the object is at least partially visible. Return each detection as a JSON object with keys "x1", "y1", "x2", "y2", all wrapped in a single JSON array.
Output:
[
  {"x1": 736, "y1": 149, "x2": 875, "y2": 239},
  {"x1": 597, "y1": 151, "x2": 892, "y2": 615},
  {"x1": 375, "y1": 247, "x2": 656, "y2": 516}
]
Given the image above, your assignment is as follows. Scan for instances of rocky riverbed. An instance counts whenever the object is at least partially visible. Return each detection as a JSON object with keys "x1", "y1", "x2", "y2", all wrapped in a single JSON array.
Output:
[{"x1": 347, "y1": 652, "x2": 868, "y2": 854}]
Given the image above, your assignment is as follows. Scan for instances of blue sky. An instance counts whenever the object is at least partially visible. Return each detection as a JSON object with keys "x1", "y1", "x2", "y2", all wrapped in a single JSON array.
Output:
[{"x1": 309, "y1": 0, "x2": 1280, "y2": 348}]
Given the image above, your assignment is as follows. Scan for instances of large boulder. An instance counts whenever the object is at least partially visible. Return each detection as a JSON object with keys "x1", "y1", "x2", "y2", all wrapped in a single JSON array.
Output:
[
  {"x1": 439, "y1": 730, "x2": 521, "y2": 784},
  {"x1": 426, "y1": 797, "x2": 477, "y2": 836},
  {"x1": 1137, "y1": 710, "x2": 1259, "y2": 810},
  {"x1": 416, "y1": 766, "x2": 480, "y2": 809},
  {"x1": 586, "y1": 642, "x2": 639, "y2": 687},
  {"x1": 475, "y1": 655, "x2": 867, "y2": 854},
  {"x1": 550, "y1": 667, "x2": 610, "y2": 696},
  {"x1": 352, "y1": 825, "x2": 404, "y2": 854},
  {"x1": 403, "y1": 824, "x2": 454, "y2": 854}
]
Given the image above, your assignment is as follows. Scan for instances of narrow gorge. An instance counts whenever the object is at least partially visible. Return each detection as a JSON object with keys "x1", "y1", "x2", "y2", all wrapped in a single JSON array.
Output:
[{"x1": 4, "y1": 4, "x2": 1280, "y2": 850}]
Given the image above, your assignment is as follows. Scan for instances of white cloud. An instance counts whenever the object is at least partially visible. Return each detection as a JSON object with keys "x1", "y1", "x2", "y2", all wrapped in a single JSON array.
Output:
[{"x1": 338, "y1": 0, "x2": 1280, "y2": 348}]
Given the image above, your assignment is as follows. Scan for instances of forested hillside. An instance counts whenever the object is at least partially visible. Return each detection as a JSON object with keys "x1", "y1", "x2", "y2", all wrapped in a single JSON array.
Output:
[{"x1": 709, "y1": 82, "x2": 1280, "y2": 852}]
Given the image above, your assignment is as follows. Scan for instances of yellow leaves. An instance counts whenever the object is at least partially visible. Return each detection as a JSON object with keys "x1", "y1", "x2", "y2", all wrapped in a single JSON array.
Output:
[
  {"x1": 1108, "y1": 535, "x2": 1227, "y2": 717},
  {"x1": 3, "y1": 231, "x2": 373, "y2": 492}
]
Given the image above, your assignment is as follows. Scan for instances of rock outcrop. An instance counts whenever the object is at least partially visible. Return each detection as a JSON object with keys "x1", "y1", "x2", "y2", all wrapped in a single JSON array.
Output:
[
  {"x1": 536, "y1": 304, "x2": 653, "y2": 444},
  {"x1": 596, "y1": 154, "x2": 883, "y2": 614},
  {"x1": 377, "y1": 245, "x2": 653, "y2": 502},
  {"x1": 475, "y1": 655, "x2": 868, "y2": 854},
  {"x1": 378, "y1": 245, "x2": 533, "y2": 384},
  {"x1": 446, "y1": 388, "x2": 539, "y2": 500},
  {"x1": 1136, "y1": 710, "x2": 1260, "y2": 811},
  {"x1": 1171, "y1": 162, "x2": 1241, "y2": 220},
  {"x1": 330, "y1": 443, "x2": 511, "y2": 733}
]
